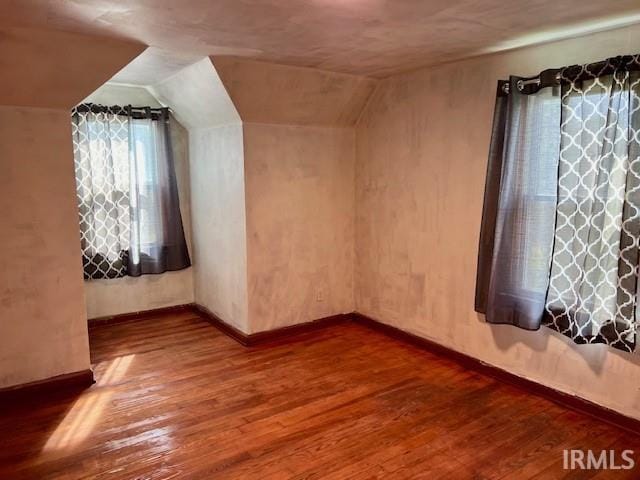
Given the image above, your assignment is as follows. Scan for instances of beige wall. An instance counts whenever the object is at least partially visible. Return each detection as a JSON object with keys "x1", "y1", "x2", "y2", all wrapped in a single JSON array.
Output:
[
  {"x1": 81, "y1": 84, "x2": 195, "y2": 319},
  {"x1": 355, "y1": 24, "x2": 640, "y2": 420},
  {"x1": 150, "y1": 58, "x2": 249, "y2": 332},
  {"x1": 147, "y1": 57, "x2": 368, "y2": 333},
  {"x1": 0, "y1": 107, "x2": 91, "y2": 387},
  {"x1": 0, "y1": 28, "x2": 144, "y2": 388},
  {"x1": 191, "y1": 124, "x2": 249, "y2": 332},
  {"x1": 244, "y1": 123, "x2": 355, "y2": 332},
  {"x1": 213, "y1": 59, "x2": 368, "y2": 332}
]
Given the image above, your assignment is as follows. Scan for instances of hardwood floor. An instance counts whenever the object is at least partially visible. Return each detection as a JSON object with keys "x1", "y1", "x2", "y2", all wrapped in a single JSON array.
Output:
[{"x1": 1, "y1": 309, "x2": 639, "y2": 479}]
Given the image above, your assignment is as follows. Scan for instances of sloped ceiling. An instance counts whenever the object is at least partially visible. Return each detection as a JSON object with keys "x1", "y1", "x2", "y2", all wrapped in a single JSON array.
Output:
[
  {"x1": 109, "y1": 47, "x2": 205, "y2": 86},
  {"x1": 149, "y1": 58, "x2": 241, "y2": 130},
  {"x1": 1, "y1": 0, "x2": 639, "y2": 78},
  {"x1": 212, "y1": 56, "x2": 377, "y2": 126},
  {"x1": 0, "y1": 27, "x2": 144, "y2": 109}
]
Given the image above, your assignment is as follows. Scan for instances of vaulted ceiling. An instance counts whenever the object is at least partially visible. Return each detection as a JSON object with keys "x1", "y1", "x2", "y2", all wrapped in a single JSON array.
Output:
[{"x1": 3, "y1": 0, "x2": 640, "y2": 78}]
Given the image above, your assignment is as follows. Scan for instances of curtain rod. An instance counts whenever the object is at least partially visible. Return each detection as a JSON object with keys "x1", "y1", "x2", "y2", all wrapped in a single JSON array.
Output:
[
  {"x1": 76, "y1": 103, "x2": 171, "y2": 113},
  {"x1": 74, "y1": 103, "x2": 172, "y2": 120},
  {"x1": 501, "y1": 70, "x2": 561, "y2": 95},
  {"x1": 518, "y1": 71, "x2": 562, "y2": 89},
  {"x1": 499, "y1": 54, "x2": 640, "y2": 96},
  {"x1": 127, "y1": 106, "x2": 173, "y2": 114}
]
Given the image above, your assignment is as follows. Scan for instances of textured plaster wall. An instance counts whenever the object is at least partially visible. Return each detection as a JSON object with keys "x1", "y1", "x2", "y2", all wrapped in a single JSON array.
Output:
[
  {"x1": 0, "y1": 27, "x2": 144, "y2": 388},
  {"x1": 149, "y1": 56, "x2": 364, "y2": 334},
  {"x1": 0, "y1": 107, "x2": 90, "y2": 387},
  {"x1": 150, "y1": 59, "x2": 249, "y2": 332},
  {"x1": 83, "y1": 86, "x2": 195, "y2": 318},
  {"x1": 244, "y1": 123, "x2": 355, "y2": 332},
  {"x1": 211, "y1": 58, "x2": 367, "y2": 332},
  {"x1": 191, "y1": 124, "x2": 248, "y2": 332},
  {"x1": 355, "y1": 24, "x2": 640, "y2": 420}
]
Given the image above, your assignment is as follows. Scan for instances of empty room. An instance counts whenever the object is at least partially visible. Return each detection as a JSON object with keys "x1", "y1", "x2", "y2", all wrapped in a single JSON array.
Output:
[{"x1": 2, "y1": 1, "x2": 640, "y2": 478}]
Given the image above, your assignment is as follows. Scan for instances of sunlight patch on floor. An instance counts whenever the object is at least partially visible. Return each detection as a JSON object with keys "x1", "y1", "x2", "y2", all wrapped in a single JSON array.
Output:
[
  {"x1": 42, "y1": 354, "x2": 135, "y2": 451},
  {"x1": 97, "y1": 354, "x2": 135, "y2": 387}
]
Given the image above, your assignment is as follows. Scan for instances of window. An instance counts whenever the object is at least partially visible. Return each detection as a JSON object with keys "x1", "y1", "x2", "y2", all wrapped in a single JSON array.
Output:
[
  {"x1": 476, "y1": 55, "x2": 640, "y2": 353},
  {"x1": 71, "y1": 104, "x2": 190, "y2": 280}
]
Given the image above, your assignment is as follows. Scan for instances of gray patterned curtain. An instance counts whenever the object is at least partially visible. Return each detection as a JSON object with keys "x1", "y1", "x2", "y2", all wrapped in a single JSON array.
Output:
[
  {"x1": 71, "y1": 104, "x2": 190, "y2": 280},
  {"x1": 543, "y1": 56, "x2": 640, "y2": 352},
  {"x1": 476, "y1": 55, "x2": 640, "y2": 352},
  {"x1": 72, "y1": 105, "x2": 131, "y2": 279}
]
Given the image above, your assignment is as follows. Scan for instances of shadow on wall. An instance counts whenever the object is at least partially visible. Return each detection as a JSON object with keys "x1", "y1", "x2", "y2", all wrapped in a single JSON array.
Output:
[{"x1": 477, "y1": 312, "x2": 640, "y2": 376}]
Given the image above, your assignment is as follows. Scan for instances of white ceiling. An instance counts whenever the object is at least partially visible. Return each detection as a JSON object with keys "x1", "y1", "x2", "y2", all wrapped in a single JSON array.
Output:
[{"x1": 3, "y1": 0, "x2": 640, "y2": 78}]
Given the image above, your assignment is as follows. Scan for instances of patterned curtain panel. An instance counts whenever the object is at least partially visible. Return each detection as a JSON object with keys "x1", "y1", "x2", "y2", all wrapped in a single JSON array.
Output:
[
  {"x1": 71, "y1": 104, "x2": 191, "y2": 280},
  {"x1": 476, "y1": 55, "x2": 640, "y2": 353},
  {"x1": 72, "y1": 106, "x2": 131, "y2": 279},
  {"x1": 543, "y1": 56, "x2": 640, "y2": 352}
]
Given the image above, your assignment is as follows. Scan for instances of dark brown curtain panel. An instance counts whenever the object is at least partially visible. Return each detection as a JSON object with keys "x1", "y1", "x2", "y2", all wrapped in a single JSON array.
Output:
[{"x1": 476, "y1": 55, "x2": 640, "y2": 352}]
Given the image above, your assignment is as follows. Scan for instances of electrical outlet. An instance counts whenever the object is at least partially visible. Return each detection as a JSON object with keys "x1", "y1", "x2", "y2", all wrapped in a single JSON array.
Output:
[{"x1": 316, "y1": 289, "x2": 324, "y2": 302}]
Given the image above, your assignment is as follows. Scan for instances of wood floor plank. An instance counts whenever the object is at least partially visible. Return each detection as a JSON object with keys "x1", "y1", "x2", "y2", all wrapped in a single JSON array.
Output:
[{"x1": 1, "y1": 311, "x2": 639, "y2": 479}]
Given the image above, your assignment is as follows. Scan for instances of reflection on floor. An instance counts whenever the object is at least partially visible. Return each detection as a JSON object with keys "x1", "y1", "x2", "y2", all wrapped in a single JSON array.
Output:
[
  {"x1": 43, "y1": 354, "x2": 135, "y2": 451},
  {"x1": 0, "y1": 309, "x2": 639, "y2": 479}
]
